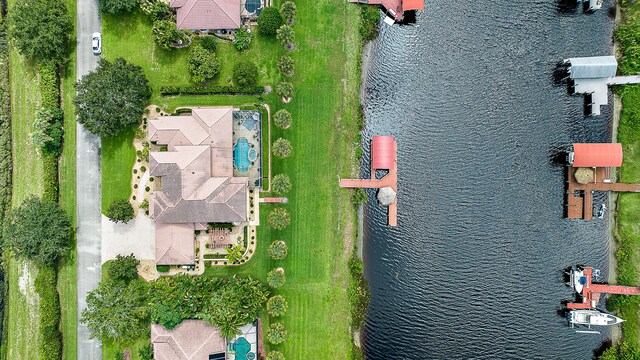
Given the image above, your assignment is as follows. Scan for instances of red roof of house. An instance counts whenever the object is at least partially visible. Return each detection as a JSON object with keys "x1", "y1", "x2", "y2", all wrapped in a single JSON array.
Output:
[
  {"x1": 170, "y1": 0, "x2": 241, "y2": 30},
  {"x1": 372, "y1": 136, "x2": 395, "y2": 170},
  {"x1": 403, "y1": 0, "x2": 424, "y2": 10},
  {"x1": 571, "y1": 143, "x2": 623, "y2": 168}
]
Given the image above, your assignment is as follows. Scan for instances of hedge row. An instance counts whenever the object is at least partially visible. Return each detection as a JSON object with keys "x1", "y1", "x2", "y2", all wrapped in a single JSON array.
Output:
[
  {"x1": 39, "y1": 63, "x2": 59, "y2": 109},
  {"x1": 34, "y1": 266, "x2": 62, "y2": 360},
  {"x1": 42, "y1": 153, "x2": 59, "y2": 202},
  {"x1": 160, "y1": 85, "x2": 264, "y2": 96},
  {"x1": 0, "y1": 25, "x2": 11, "y2": 360}
]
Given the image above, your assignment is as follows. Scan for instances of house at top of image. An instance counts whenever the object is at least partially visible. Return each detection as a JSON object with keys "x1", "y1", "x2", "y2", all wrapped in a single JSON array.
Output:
[
  {"x1": 169, "y1": 0, "x2": 267, "y2": 32},
  {"x1": 147, "y1": 106, "x2": 263, "y2": 270}
]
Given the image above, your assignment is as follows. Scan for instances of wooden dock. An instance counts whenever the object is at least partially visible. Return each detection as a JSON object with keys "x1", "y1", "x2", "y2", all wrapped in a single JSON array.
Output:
[
  {"x1": 566, "y1": 166, "x2": 640, "y2": 220},
  {"x1": 568, "y1": 267, "x2": 640, "y2": 309},
  {"x1": 340, "y1": 137, "x2": 398, "y2": 226}
]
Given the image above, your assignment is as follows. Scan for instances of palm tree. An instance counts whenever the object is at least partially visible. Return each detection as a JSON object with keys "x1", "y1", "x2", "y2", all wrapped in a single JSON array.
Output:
[
  {"x1": 277, "y1": 55, "x2": 294, "y2": 77},
  {"x1": 268, "y1": 207, "x2": 290, "y2": 229},
  {"x1": 266, "y1": 351, "x2": 285, "y2": 360},
  {"x1": 275, "y1": 82, "x2": 294, "y2": 101},
  {"x1": 272, "y1": 138, "x2": 292, "y2": 158},
  {"x1": 225, "y1": 244, "x2": 245, "y2": 264},
  {"x1": 266, "y1": 322, "x2": 287, "y2": 344},
  {"x1": 276, "y1": 25, "x2": 295, "y2": 50},
  {"x1": 272, "y1": 173, "x2": 292, "y2": 194},
  {"x1": 280, "y1": 1, "x2": 297, "y2": 24},
  {"x1": 267, "y1": 295, "x2": 288, "y2": 317},
  {"x1": 273, "y1": 109, "x2": 292, "y2": 129},
  {"x1": 268, "y1": 240, "x2": 288, "y2": 260}
]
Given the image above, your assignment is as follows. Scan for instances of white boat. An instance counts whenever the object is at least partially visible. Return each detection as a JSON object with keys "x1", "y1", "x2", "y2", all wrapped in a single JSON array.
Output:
[
  {"x1": 569, "y1": 310, "x2": 624, "y2": 327},
  {"x1": 570, "y1": 268, "x2": 586, "y2": 295},
  {"x1": 597, "y1": 204, "x2": 607, "y2": 219}
]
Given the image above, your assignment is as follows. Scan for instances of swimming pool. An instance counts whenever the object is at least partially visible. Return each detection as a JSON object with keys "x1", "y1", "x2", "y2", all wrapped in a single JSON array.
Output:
[
  {"x1": 233, "y1": 138, "x2": 251, "y2": 173},
  {"x1": 230, "y1": 337, "x2": 254, "y2": 360}
]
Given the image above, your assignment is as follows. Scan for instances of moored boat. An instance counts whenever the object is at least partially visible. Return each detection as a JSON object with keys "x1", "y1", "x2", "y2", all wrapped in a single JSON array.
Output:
[{"x1": 568, "y1": 310, "x2": 624, "y2": 327}]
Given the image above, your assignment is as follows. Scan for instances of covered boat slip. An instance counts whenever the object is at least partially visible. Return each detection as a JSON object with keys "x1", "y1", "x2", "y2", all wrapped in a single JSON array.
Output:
[{"x1": 563, "y1": 56, "x2": 640, "y2": 115}]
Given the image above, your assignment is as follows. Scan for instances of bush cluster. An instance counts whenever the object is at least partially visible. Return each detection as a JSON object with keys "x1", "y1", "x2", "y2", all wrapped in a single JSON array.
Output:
[
  {"x1": 188, "y1": 44, "x2": 220, "y2": 83},
  {"x1": 42, "y1": 153, "x2": 59, "y2": 202},
  {"x1": 160, "y1": 85, "x2": 264, "y2": 95},
  {"x1": 39, "y1": 63, "x2": 60, "y2": 109},
  {"x1": 234, "y1": 26, "x2": 253, "y2": 51},
  {"x1": 147, "y1": 275, "x2": 268, "y2": 338},
  {"x1": 153, "y1": 20, "x2": 188, "y2": 50},
  {"x1": 257, "y1": 7, "x2": 283, "y2": 36},
  {"x1": 99, "y1": 0, "x2": 139, "y2": 15},
  {"x1": 34, "y1": 265, "x2": 62, "y2": 360},
  {"x1": 360, "y1": 6, "x2": 381, "y2": 43},
  {"x1": 233, "y1": 60, "x2": 259, "y2": 87},
  {"x1": 105, "y1": 199, "x2": 135, "y2": 223}
]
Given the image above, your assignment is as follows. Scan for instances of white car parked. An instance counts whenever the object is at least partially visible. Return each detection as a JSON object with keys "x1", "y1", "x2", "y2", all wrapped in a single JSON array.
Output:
[{"x1": 92, "y1": 32, "x2": 101, "y2": 55}]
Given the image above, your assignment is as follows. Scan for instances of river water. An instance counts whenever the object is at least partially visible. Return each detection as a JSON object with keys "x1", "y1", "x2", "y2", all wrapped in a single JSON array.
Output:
[{"x1": 360, "y1": 1, "x2": 615, "y2": 359}]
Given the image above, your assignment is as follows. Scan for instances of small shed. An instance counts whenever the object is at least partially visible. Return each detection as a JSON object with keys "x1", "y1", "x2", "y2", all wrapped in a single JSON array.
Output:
[
  {"x1": 566, "y1": 56, "x2": 618, "y2": 79},
  {"x1": 569, "y1": 143, "x2": 623, "y2": 168}
]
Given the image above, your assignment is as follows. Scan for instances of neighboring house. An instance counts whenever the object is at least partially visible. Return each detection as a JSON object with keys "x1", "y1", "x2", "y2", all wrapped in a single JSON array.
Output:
[
  {"x1": 151, "y1": 320, "x2": 226, "y2": 360},
  {"x1": 170, "y1": 0, "x2": 242, "y2": 31},
  {"x1": 148, "y1": 107, "x2": 249, "y2": 266}
]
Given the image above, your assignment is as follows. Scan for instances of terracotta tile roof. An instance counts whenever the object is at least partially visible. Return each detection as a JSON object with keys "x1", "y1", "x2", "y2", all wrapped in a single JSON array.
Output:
[
  {"x1": 147, "y1": 107, "x2": 248, "y2": 249},
  {"x1": 151, "y1": 320, "x2": 226, "y2": 360},
  {"x1": 155, "y1": 223, "x2": 196, "y2": 265},
  {"x1": 170, "y1": 0, "x2": 241, "y2": 30}
]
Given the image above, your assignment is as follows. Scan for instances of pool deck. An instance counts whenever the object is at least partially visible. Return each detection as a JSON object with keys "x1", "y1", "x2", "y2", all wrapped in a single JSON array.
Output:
[
  {"x1": 566, "y1": 166, "x2": 640, "y2": 220},
  {"x1": 340, "y1": 137, "x2": 398, "y2": 226}
]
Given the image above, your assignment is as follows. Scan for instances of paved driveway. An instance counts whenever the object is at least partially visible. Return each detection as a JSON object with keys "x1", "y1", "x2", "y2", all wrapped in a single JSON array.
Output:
[
  {"x1": 101, "y1": 213, "x2": 155, "y2": 263},
  {"x1": 76, "y1": 0, "x2": 101, "y2": 357}
]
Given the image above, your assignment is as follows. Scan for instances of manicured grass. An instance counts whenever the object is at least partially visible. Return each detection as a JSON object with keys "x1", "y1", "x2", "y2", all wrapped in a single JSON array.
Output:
[
  {"x1": 101, "y1": 0, "x2": 363, "y2": 357},
  {"x1": 6, "y1": 44, "x2": 43, "y2": 360},
  {"x1": 101, "y1": 128, "x2": 136, "y2": 213},
  {"x1": 612, "y1": 0, "x2": 640, "y2": 351},
  {"x1": 58, "y1": 0, "x2": 78, "y2": 356}
]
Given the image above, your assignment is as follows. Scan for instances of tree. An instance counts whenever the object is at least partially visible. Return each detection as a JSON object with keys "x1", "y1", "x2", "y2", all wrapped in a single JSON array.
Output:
[
  {"x1": 140, "y1": 0, "x2": 172, "y2": 21},
  {"x1": 266, "y1": 295, "x2": 288, "y2": 317},
  {"x1": 3, "y1": 196, "x2": 72, "y2": 265},
  {"x1": 276, "y1": 25, "x2": 295, "y2": 50},
  {"x1": 188, "y1": 45, "x2": 220, "y2": 83},
  {"x1": 106, "y1": 199, "x2": 135, "y2": 223},
  {"x1": 277, "y1": 55, "x2": 294, "y2": 77},
  {"x1": 153, "y1": 20, "x2": 188, "y2": 50},
  {"x1": 199, "y1": 36, "x2": 218, "y2": 52},
  {"x1": 198, "y1": 277, "x2": 269, "y2": 338},
  {"x1": 75, "y1": 58, "x2": 152, "y2": 137},
  {"x1": 275, "y1": 82, "x2": 294, "y2": 101},
  {"x1": 234, "y1": 26, "x2": 253, "y2": 51},
  {"x1": 7, "y1": 0, "x2": 72, "y2": 64},
  {"x1": 280, "y1": 1, "x2": 297, "y2": 24},
  {"x1": 81, "y1": 280, "x2": 149, "y2": 342},
  {"x1": 268, "y1": 240, "x2": 288, "y2": 260},
  {"x1": 273, "y1": 109, "x2": 292, "y2": 129},
  {"x1": 257, "y1": 7, "x2": 283, "y2": 36},
  {"x1": 267, "y1": 267, "x2": 286, "y2": 288},
  {"x1": 30, "y1": 107, "x2": 63, "y2": 156},
  {"x1": 272, "y1": 137, "x2": 292, "y2": 158},
  {"x1": 233, "y1": 61, "x2": 259, "y2": 87},
  {"x1": 268, "y1": 207, "x2": 290, "y2": 230},
  {"x1": 99, "y1": 0, "x2": 138, "y2": 15},
  {"x1": 107, "y1": 254, "x2": 140, "y2": 283},
  {"x1": 272, "y1": 174, "x2": 291, "y2": 194},
  {"x1": 225, "y1": 244, "x2": 245, "y2": 264},
  {"x1": 266, "y1": 322, "x2": 287, "y2": 344}
]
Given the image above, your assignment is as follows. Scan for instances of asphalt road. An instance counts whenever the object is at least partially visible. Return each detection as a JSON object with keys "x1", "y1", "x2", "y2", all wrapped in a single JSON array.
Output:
[{"x1": 76, "y1": 0, "x2": 102, "y2": 357}]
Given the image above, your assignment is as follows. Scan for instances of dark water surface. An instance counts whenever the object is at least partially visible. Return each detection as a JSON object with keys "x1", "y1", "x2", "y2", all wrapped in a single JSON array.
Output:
[{"x1": 360, "y1": 1, "x2": 615, "y2": 359}]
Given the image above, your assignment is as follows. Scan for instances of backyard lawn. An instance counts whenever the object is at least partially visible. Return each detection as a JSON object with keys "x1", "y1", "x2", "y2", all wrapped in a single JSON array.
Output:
[{"x1": 101, "y1": 0, "x2": 363, "y2": 358}]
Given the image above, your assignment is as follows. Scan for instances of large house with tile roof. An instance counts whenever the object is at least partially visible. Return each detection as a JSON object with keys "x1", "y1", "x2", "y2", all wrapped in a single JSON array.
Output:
[
  {"x1": 148, "y1": 107, "x2": 248, "y2": 266},
  {"x1": 170, "y1": 0, "x2": 242, "y2": 31}
]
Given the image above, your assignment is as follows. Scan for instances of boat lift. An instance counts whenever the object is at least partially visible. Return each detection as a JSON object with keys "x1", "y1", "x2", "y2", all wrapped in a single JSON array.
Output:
[{"x1": 567, "y1": 266, "x2": 640, "y2": 310}]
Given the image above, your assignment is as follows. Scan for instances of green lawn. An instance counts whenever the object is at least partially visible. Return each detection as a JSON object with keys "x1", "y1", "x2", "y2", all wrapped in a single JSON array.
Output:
[
  {"x1": 58, "y1": 0, "x2": 78, "y2": 356},
  {"x1": 6, "y1": 44, "x2": 43, "y2": 360},
  {"x1": 101, "y1": 0, "x2": 363, "y2": 357}
]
